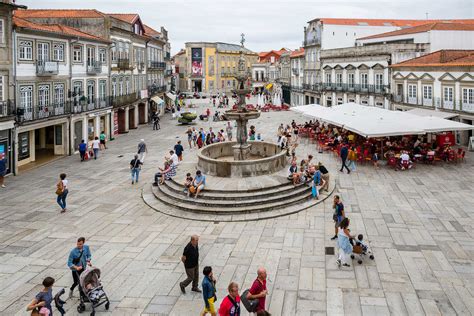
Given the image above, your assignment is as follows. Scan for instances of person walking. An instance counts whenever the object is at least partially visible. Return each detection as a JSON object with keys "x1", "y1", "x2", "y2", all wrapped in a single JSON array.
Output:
[
  {"x1": 187, "y1": 128, "x2": 193, "y2": 149},
  {"x1": 180, "y1": 235, "x2": 201, "y2": 294},
  {"x1": 200, "y1": 266, "x2": 217, "y2": 316},
  {"x1": 153, "y1": 112, "x2": 161, "y2": 130},
  {"x1": 219, "y1": 282, "x2": 241, "y2": 316},
  {"x1": 337, "y1": 218, "x2": 354, "y2": 268},
  {"x1": 26, "y1": 277, "x2": 55, "y2": 316},
  {"x1": 331, "y1": 195, "x2": 345, "y2": 240},
  {"x1": 192, "y1": 127, "x2": 198, "y2": 147},
  {"x1": 56, "y1": 173, "x2": 68, "y2": 213},
  {"x1": 339, "y1": 143, "x2": 350, "y2": 174},
  {"x1": 175, "y1": 140, "x2": 184, "y2": 161},
  {"x1": 130, "y1": 154, "x2": 142, "y2": 184},
  {"x1": 247, "y1": 267, "x2": 268, "y2": 313},
  {"x1": 91, "y1": 136, "x2": 100, "y2": 159},
  {"x1": 0, "y1": 155, "x2": 6, "y2": 188},
  {"x1": 78, "y1": 139, "x2": 87, "y2": 162},
  {"x1": 99, "y1": 131, "x2": 107, "y2": 150},
  {"x1": 318, "y1": 162, "x2": 330, "y2": 192},
  {"x1": 347, "y1": 146, "x2": 357, "y2": 171},
  {"x1": 226, "y1": 122, "x2": 233, "y2": 141},
  {"x1": 138, "y1": 139, "x2": 147, "y2": 163},
  {"x1": 67, "y1": 237, "x2": 91, "y2": 298}
]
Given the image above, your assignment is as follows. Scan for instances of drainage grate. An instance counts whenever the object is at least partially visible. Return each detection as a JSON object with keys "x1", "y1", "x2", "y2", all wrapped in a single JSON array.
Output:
[
  {"x1": 325, "y1": 246, "x2": 335, "y2": 255},
  {"x1": 213, "y1": 221, "x2": 220, "y2": 224}
]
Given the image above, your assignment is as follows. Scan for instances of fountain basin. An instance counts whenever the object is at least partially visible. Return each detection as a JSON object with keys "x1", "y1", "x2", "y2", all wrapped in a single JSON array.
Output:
[
  {"x1": 197, "y1": 141, "x2": 287, "y2": 177},
  {"x1": 225, "y1": 110, "x2": 261, "y2": 121}
]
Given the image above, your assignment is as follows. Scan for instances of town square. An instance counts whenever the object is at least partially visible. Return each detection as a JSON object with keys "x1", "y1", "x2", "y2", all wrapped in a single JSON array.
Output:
[{"x1": 0, "y1": 0, "x2": 473, "y2": 315}]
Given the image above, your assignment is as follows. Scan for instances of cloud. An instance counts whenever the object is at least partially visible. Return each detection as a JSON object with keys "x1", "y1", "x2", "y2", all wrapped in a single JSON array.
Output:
[{"x1": 20, "y1": 0, "x2": 474, "y2": 54}]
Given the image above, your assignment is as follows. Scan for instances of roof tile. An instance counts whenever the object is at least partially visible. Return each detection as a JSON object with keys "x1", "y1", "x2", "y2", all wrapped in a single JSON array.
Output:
[
  {"x1": 318, "y1": 18, "x2": 474, "y2": 27},
  {"x1": 391, "y1": 50, "x2": 474, "y2": 68},
  {"x1": 15, "y1": 9, "x2": 104, "y2": 18}
]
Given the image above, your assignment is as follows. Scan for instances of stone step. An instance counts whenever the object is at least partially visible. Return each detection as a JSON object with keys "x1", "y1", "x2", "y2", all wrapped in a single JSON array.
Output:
[
  {"x1": 165, "y1": 178, "x2": 311, "y2": 200},
  {"x1": 142, "y1": 185, "x2": 329, "y2": 222},
  {"x1": 152, "y1": 184, "x2": 319, "y2": 214},
  {"x1": 158, "y1": 180, "x2": 312, "y2": 206}
]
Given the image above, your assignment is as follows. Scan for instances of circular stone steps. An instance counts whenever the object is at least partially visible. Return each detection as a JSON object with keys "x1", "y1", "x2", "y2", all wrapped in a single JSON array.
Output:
[{"x1": 142, "y1": 178, "x2": 336, "y2": 222}]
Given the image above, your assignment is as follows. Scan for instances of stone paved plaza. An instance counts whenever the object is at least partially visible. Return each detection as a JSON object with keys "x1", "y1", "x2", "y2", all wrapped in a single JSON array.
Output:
[{"x1": 1, "y1": 101, "x2": 473, "y2": 315}]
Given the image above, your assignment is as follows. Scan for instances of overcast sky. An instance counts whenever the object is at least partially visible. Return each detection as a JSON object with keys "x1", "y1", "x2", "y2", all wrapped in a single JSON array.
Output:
[{"x1": 21, "y1": 0, "x2": 474, "y2": 54}]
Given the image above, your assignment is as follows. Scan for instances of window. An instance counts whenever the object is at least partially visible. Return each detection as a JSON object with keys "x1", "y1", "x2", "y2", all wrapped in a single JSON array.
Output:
[
  {"x1": 38, "y1": 85, "x2": 50, "y2": 107},
  {"x1": 423, "y1": 85, "x2": 432, "y2": 99},
  {"x1": 87, "y1": 47, "x2": 95, "y2": 66},
  {"x1": 99, "y1": 80, "x2": 106, "y2": 100},
  {"x1": 125, "y1": 77, "x2": 130, "y2": 94},
  {"x1": 73, "y1": 81, "x2": 83, "y2": 103},
  {"x1": 54, "y1": 84, "x2": 64, "y2": 105},
  {"x1": 0, "y1": 19, "x2": 4, "y2": 44},
  {"x1": 408, "y1": 84, "x2": 417, "y2": 98},
  {"x1": 73, "y1": 45, "x2": 82, "y2": 62},
  {"x1": 336, "y1": 73, "x2": 342, "y2": 86},
  {"x1": 53, "y1": 43, "x2": 64, "y2": 61},
  {"x1": 360, "y1": 73, "x2": 368, "y2": 89},
  {"x1": 19, "y1": 40, "x2": 33, "y2": 60},
  {"x1": 20, "y1": 85, "x2": 33, "y2": 111},
  {"x1": 119, "y1": 77, "x2": 123, "y2": 96},
  {"x1": 111, "y1": 44, "x2": 117, "y2": 62},
  {"x1": 87, "y1": 80, "x2": 95, "y2": 104},
  {"x1": 443, "y1": 86, "x2": 453, "y2": 102},
  {"x1": 462, "y1": 88, "x2": 474, "y2": 104},
  {"x1": 375, "y1": 74, "x2": 383, "y2": 89},
  {"x1": 99, "y1": 48, "x2": 107, "y2": 64},
  {"x1": 37, "y1": 42, "x2": 50, "y2": 61},
  {"x1": 325, "y1": 73, "x2": 331, "y2": 83},
  {"x1": 111, "y1": 77, "x2": 117, "y2": 97},
  {"x1": 348, "y1": 73, "x2": 354, "y2": 87},
  {"x1": 0, "y1": 76, "x2": 3, "y2": 101}
]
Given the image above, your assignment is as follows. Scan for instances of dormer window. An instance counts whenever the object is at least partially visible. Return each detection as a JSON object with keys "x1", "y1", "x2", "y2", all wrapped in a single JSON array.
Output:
[{"x1": 133, "y1": 23, "x2": 143, "y2": 35}]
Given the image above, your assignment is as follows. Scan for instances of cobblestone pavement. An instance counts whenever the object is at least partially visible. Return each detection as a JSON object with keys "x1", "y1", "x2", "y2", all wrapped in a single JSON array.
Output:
[{"x1": 0, "y1": 99, "x2": 473, "y2": 315}]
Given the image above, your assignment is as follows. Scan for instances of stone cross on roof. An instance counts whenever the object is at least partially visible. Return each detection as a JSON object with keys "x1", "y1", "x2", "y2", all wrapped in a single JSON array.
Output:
[{"x1": 240, "y1": 33, "x2": 245, "y2": 47}]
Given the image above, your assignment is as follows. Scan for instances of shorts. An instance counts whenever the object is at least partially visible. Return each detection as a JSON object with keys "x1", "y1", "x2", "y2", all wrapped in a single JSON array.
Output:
[
  {"x1": 197, "y1": 184, "x2": 205, "y2": 190},
  {"x1": 202, "y1": 297, "x2": 216, "y2": 314},
  {"x1": 100, "y1": 140, "x2": 106, "y2": 145},
  {"x1": 334, "y1": 215, "x2": 343, "y2": 227}
]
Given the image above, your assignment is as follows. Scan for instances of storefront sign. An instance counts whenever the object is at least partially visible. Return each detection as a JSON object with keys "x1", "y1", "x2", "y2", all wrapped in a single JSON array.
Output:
[
  {"x1": 18, "y1": 132, "x2": 30, "y2": 160},
  {"x1": 113, "y1": 111, "x2": 119, "y2": 136},
  {"x1": 191, "y1": 48, "x2": 202, "y2": 76}
]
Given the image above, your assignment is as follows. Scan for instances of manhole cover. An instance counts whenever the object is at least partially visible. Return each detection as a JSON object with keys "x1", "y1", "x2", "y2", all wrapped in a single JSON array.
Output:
[{"x1": 325, "y1": 247, "x2": 335, "y2": 255}]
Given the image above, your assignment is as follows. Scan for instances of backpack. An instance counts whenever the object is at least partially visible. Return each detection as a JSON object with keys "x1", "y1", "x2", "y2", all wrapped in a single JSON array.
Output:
[{"x1": 241, "y1": 289, "x2": 259, "y2": 312}]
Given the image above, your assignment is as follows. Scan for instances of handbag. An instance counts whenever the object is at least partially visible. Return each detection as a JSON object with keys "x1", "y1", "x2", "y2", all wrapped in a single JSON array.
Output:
[
  {"x1": 189, "y1": 186, "x2": 196, "y2": 194},
  {"x1": 332, "y1": 213, "x2": 338, "y2": 222},
  {"x1": 241, "y1": 289, "x2": 259, "y2": 312},
  {"x1": 30, "y1": 309, "x2": 41, "y2": 316}
]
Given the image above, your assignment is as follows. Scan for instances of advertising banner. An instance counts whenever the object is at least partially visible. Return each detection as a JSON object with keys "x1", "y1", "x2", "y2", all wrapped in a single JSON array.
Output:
[
  {"x1": 191, "y1": 48, "x2": 202, "y2": 76},
  {"x1": 113, "y1": 111, "x2": 119, "y2": 136}
]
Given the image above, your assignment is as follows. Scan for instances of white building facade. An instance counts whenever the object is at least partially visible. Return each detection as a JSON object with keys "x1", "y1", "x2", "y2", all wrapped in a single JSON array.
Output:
[{"x1": 290, "y1": 49, "x2": 305, "y2": 106}]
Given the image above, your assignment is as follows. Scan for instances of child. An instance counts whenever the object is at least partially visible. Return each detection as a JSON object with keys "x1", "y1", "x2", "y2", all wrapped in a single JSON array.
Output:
[{"x1": 183, "y1": 173, "x2": 194, "y2": 196}]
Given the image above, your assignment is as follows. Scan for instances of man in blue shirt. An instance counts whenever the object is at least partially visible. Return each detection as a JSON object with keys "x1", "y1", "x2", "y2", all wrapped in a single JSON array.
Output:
[
  {"x1": 78, "y1": 140, "x2": 87, "y2": 161},
  {"x1": 192, "y1": 170, "x2": 206, "y2": 199},
  {"x1": 67, "y1": 237, "x2": 91, "y2": 298}
]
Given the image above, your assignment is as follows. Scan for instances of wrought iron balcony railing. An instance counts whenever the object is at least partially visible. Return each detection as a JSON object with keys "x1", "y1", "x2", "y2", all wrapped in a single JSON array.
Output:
[
  {"x1": 87, "y1": 61, "x2": 102, "y2": 75},
  {"x1": 36, "y1": 60, "x2": 59, "y2": 76}
]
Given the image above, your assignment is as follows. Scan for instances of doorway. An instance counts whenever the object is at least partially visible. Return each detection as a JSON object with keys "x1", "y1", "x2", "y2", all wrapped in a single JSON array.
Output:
[{"x1": 193, "y1": 81, "x2": 202, "y2": 92}]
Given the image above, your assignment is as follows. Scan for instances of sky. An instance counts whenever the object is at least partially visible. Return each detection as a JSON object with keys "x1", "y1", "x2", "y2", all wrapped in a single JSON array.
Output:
[{"x1": 20, "y1": 0, "x2": 474, "y2": 54}]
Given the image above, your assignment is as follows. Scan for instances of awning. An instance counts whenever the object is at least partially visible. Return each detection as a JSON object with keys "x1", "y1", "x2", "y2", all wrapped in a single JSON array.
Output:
[
  {"x1": 407, "y1": 108, "x2": 458, "y2": 119},
  {"x1": 0, "y1": 120, "x2": 14, "y2": 130},
  {"x1": 292, "y1": 103, "x2": 473, "y2": 138},
  {"x1": 166, "y1": 92, "x2": 176, "y2": 101},
  {"x1": 265, "y1": 83, "x2": 273, "y2": 90},
  {"x1": 151, "y1": 96, "x2": 164, "y2": 104}
]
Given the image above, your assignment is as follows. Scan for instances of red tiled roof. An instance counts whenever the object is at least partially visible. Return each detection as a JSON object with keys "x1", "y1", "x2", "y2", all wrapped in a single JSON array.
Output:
[
  {"x1": 144, "y1": 24, "x2": 161, "y2": 37},
  {"x1": 108, "y1": 13, "x2": 139, "y2": 24},
  {"x1": 13, "y1": 16, "x2": 110, "y2": 43},
  {"x1": 15, "y1": 9, "x2": 104, "y2": 18},
  {"x1": 391, "y1": 50, "x2": 474, "y2": 68},
  {"x1": 315, "y1": 18, "x2": 474, "y2": 27},
  {"x1": 358, "y1": 22, "x2": 474, "y2": 40},
  {"x1": 290, "y1": 48, "x2": 305, "y2": 58}
]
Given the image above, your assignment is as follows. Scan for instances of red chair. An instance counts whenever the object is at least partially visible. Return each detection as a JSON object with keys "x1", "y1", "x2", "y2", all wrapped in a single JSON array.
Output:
[
  {"x1": 363, "y1": 149, "x2": 371, "y2": 164},
  {"x1": 425, "y1": 154, "x2": 435, "y2": 164},
  {"x1": 388, "y1": 157, "x2": 397, "y2": 169},
  {"x1": 448, "y1": 150, "x2": 456, "y2": 162}
]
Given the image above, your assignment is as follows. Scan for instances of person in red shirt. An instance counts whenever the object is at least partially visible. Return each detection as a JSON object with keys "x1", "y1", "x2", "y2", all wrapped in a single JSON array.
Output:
[
  {"x1": 219, "y1": 282, "x2": 241, "y2": 316},
  {"x1": 247, "y1": 267, "x2": 267, "y2": 313}
]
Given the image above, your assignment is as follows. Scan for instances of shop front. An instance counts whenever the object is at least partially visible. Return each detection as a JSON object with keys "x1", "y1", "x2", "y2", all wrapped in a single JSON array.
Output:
[
  {"x1": 71, "y1": 110, "x2": 111, "y2": 153},
  {"x1": 0, "y1": 121, "x2": 14, "y2": 175}
]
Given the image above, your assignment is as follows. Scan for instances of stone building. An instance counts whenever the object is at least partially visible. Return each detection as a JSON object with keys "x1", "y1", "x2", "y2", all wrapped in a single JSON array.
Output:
[
  {"x1": 391, "y1": 50, "x2": 474, "y2": 146},
  {"x1": 290, "y1": 48, "x2": 305, "y2": 106},
  {"x1": 279, "y1": 50, "x2": 291, "y2": 104}
]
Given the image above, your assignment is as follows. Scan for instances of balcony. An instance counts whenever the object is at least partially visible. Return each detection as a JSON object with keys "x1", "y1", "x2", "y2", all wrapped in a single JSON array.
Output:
[
  {"x1": 36, "y1": 60, "x2": 59, "y2": 76},
  {"x1": 291, "y1": 85, "x2": 303, "y2": 92},
  {"x1": 136, "y1": 62, "x2": 145, "y2": 72},
  {"x1": 117, "y1": 58, "x2": 130, "y2": 70},
  {"x1": 292, "y1": 68, "x2": 300, "y2": 76},
  {"x1": 148, "y1": 61, "x2": 166, "y2": 70},
  {"x1": 393, "y1": 96, "x2": 474, "y2": 113},
  {"x1": 110, "y1": 92, "x2": 140, "y2": 108},
  {"x1": 21, "y1": 103, "x2": 70, "y2": 121},
  {"x1": 148, "y1": 85, "x2": 166, "y2": 96},
  {"x1": 0, "y1": 100, "x2": 13, "y2": 118},
  {"x1": 303, "y1": 38, "x2": 321, "y2": 47},
  {"x1": 71, "y1": 98, "x2": 111, "y2": 114},
  {"x1": 87, "y1": 61, "x2": 102, "y2": 75},
  {"x1": 318, "y1": 83, "x2": 390, "y2": 95}
]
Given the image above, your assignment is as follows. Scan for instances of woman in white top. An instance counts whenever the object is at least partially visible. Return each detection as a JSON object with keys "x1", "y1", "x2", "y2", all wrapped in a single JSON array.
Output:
[
  {"x1": 56, "y1": 173, "x2": 69, "y2": 213},
  {"x1": 337, "y1": 218, "x2": 354, "y2": 267}
]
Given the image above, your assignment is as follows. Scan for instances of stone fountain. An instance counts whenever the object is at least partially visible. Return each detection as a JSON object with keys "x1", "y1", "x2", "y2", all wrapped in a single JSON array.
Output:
[{"x1": 197, "y1": 35, "x2": 287, "y2": 177}]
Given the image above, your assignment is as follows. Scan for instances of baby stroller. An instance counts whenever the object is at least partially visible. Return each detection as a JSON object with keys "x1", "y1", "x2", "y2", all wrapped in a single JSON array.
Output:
[
  {"x1": 350, "y1": 234, "x2": 375, "y2": 264},
  {"x1": 77, "y1": 266, "x2": 110, "y2": 316}
]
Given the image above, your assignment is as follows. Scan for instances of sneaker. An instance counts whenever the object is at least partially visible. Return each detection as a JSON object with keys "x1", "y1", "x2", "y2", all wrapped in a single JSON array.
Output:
[
  {"x1": 336, "y1": 259, "x2": 341, "y2": 267},
  {"x1": 180, "y1": 283, "x2": 185, "y2": 294},
  {"x1": 342, "y1": 263, "x2": 351, "y2": 267},
  {"x1": 330, "y1": 235, "x2": 338, "y2": 240},
  {"x1": 1, "y1": 184, "x2": 5, "y2": 188},
  {"x1": 69, "y1": 289, "x2": 73, "y2": 299},
  {"x1": 191, "y1": 288, "x2": 202, "y2": 293}
]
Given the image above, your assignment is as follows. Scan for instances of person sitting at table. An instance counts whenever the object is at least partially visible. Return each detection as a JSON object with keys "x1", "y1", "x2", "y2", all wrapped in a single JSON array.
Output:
[
  {"x1": 398, "y1": 151, "x2": 413, "y2": 170},
  {"x1": 384, "y1": 148, "x2": 395, "y2": 160},
  {"x1": 442, "y1": 145, "x2": 451, "y2": 161}
]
